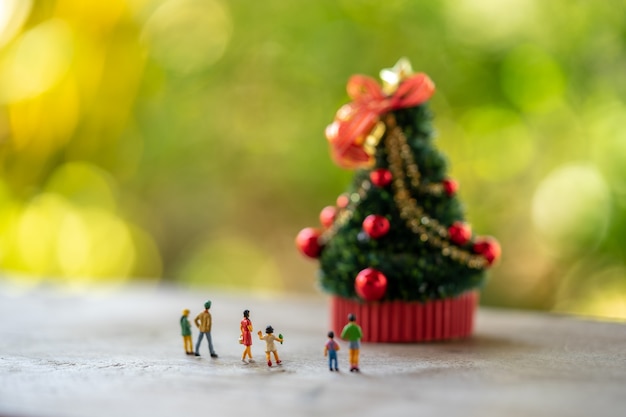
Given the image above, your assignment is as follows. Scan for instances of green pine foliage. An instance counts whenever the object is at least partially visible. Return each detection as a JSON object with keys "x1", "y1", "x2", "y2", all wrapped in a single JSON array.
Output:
[{"x1": 318, "y1": 104, "x2": 486, "y2": 302}]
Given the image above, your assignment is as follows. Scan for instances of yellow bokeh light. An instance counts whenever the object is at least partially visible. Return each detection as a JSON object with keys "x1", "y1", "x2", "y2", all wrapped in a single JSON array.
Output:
[
  {"x1": 13, "y1": 188, "x2": 137, "y2": 281},
  {"x1": 0, "y1": 0, "x2": 31, "y2": 47},
  {"x1": 45, "y1": 161, "x2": 117, "y2": 211},
  {"x1": 1, "y1": 155, "x2": 160, "y2": 282},
  {"x1": 0, "y1": 179, "x2": 20, "y2": 266},
  {"x1": 532, "y1": 164, "x2": 611, "y2": 256},
  {"x1": 56, "y1": 209, "x2": 90, "y2": 276},
  {"x1": 8, "y1": 77, "x2": 80, "y2": 152},
  {"x1": 54, "y1": 0, "x2": 126, "y2": 33},
  {"x1": 0, "y1": 18, "x2": 74, "y2": 103},
  {"x1": 16, "y1": 193, "x2": 67, "y2": 276},
  {"x1": 57, "y1": 208, "x2": 135, "y2": 280},
  {"x1": 444, "y1": 0, "x2": 537, "y2": 46}
]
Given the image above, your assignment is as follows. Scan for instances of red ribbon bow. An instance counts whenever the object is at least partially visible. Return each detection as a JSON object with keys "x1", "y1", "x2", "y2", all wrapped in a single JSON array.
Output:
[{"x1": 325, "y1": 73, "x2": 435, "y2": 169}]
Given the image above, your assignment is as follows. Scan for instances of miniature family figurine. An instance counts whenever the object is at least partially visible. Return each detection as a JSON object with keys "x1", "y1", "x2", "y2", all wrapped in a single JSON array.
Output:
[
  {"x1": 258, "y1": 325, "x2": 283, "y2": 367},
  {"x1": 180, "y1": 309, "x2": 193, "y2": 355},
  {"x1": 179, "y1": 300, "x2": 218, "y2": 358},
  {"x1": 323, "y1": 313, "x2": 363, "y2": 372},
  {"x1": 239, "y1": 309, "x2": 284, "y2": 366},
  {"x1": 341, "y1": 313, "x2": 363, "y2": 372},
  {"x1": 324, "y1": 331, "x2": 340, "y2": 371},
  {"x1": 180, "y1": 301, "x2": 363, "y2": 371},
  {"x1": 239, "y1": 309, "x2": 254, "y2": 363},
  {"x1": 195, "y1": 300, "x2": 218, "y2": 358}
]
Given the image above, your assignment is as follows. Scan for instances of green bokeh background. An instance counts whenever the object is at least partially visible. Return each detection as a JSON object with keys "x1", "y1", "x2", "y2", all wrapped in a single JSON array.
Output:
[{"x1": 1, "y1": 0, "x2": 625, "y2": 319}]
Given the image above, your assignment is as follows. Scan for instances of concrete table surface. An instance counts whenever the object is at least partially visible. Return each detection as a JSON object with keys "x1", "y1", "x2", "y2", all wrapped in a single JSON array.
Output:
[{"x1": 1, "y1": 283, "x2": 625, "y2": 417}]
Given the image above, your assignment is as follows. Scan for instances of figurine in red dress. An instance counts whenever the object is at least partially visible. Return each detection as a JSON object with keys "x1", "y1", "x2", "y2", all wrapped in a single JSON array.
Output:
[{"x1": 240, "y1": 309, "x2": 254, "y2": 363}]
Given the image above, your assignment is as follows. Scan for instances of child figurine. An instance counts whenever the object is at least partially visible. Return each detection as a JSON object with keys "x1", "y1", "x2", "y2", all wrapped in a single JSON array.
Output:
[
  {"x1": 180, "y1": 309, "x2": 194, "y2": 355},
  {"x1": 324, "y1": 331, "x2": 340, "y2": 371},
  {"x1": 341, "y1": 313, "x2": 363, "y2": 372},
  {"x1": 194, "y1": 300, "x2": 218, "y2": 358},
  {"x1": 257, "y1": 325, "x2": 283, "y2": 367},
  {"x1": 240, "y1": 309, "x2": 254, "y2": 363}
]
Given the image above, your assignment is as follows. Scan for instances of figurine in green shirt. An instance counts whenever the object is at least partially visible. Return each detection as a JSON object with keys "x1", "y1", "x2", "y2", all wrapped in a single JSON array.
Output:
[
  {"x1": 341, "y1": 313, "x2": 363, "y2": 372},
  {"x1": 180, "y1": 309, "x2": 193, "y2": 355}
]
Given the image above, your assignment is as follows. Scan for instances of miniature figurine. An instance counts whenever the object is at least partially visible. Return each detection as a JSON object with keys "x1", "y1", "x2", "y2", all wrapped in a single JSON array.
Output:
[
  {"x1": 240, "y1": 309, "x2": 254, "y2": 363},
  {"x1": 180, "y1": 309, "x2": 194, "y2": 355},
  {"x1": 341, "y1": 313, "x2": 363, "y2": 372},
  {"x1": 194, "y1": 300, "x2": 218, "y2": 358},
  {"x1": 324, "y1": 331, "x2": 340, "y2": 371},
  {"x1": 258, "y1": 325, "x2": 283, "y2": 367}
]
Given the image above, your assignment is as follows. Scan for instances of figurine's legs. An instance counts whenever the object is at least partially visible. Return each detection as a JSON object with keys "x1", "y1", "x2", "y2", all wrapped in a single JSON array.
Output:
[
  {"x1": 272, "y1": 350, "x2": 281, "y2": 364},
  {"x1": 183, "y1": 335, "x2": 193, "y2": 353},
  {"x1": 349, "y1": 348, "x2": 360, "y2": 371},
  {"x1": 206, "y1": 332, "x2": 217, "y2": 357},
  {"x1": 242, "y1": 345, "x2": 253, "y2": 361},
  {"x1": 329, "y1": 351, "x2": 338, "y2": 371},
  {"x1": 195, "y1": 332, "x2": 206, "y2": 355}
]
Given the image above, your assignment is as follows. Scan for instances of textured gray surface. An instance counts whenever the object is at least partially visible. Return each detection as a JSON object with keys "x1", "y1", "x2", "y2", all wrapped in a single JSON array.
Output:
[{"x1": 1, "y1": 283, "x2": 625, "y2": 417}]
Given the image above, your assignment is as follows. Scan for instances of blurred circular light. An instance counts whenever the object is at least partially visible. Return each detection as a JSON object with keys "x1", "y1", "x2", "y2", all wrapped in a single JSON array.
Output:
[
  {"x1": 16, "y1": 194, "x2": 67, "y2": 275},
  {"x1": 58, "y1": 208, "x2": 135, "y2": 280},
  {"x1": 0, "y1": 18, "x2": 74, "y2": 103},
  {"x1": 56, "y1": 210, "x2": 90, "y2": 276},
  {"x1": 531, "y1": 164, "x2": 611, "y2": 256},
  {"x1": 141, "y1": 0, "x2": 232, "y2": 74},
  {"x1": 0, "y1": 0, "x2": 32, "y2": 48},
  {"x1": 444, "y1": 0, "x2": 536, "y2": 47},
  {"x1": 45, "y1": 162, "x2": 117, "y2": 211}
]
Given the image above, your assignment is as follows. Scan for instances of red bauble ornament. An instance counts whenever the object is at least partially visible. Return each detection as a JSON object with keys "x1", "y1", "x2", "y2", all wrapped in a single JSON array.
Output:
[
  {"x1": 448, "y1": 221, "x2": 472, "y2": 245},
  {"x1": 369, "y1": 168, "x2": 393, "y2": 187},
  {"x1": 355, "y1": 268, "x2": 388, "y2": 302},
  {"x1": 295, "y1": 227, "x2": 323, "y2": 258},
  {"x1": 473, "y1": 236, "x2": 501, "y2": 265},
  {"x1": 362, "y1": 214, "x2": 390, "y2": 239},
  {"x1": 336, "y1": 194, "x2": 349, "y2": 209},
  {"x1": 442, "y1": 178, "x2": 458, "y2": 196},
  {"x1": 319, "y1": 206, "x2": 337, "y2": 228}
]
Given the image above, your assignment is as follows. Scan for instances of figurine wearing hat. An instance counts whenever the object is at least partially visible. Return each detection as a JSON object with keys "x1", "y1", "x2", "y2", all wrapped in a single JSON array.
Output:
[{"x1": 194, "y1": 300, "x2": 218, "y2": 358}]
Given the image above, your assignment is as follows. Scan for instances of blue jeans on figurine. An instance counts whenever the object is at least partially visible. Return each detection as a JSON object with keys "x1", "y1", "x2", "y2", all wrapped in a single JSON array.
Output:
[
  {"x1": 195, "y1": 332, "x2": 217, "y2": 358},
  {"x1": 328, "y1": 350, "x2": 338, "y2": 371}
]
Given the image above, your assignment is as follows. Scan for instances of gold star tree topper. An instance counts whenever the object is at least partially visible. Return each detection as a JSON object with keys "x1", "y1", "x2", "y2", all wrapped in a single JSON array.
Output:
[{"x1": 380, "y1": 57, "x2": 414, "y2": 95}]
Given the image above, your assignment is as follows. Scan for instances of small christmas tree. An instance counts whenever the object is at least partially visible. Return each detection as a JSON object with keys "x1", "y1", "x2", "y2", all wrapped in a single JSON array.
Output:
[{"x1": 297, "y1": 59, "x2": 501, "y2": 342}]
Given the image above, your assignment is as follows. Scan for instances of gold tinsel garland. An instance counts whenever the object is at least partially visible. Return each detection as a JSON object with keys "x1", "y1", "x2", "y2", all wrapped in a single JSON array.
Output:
[
  {"x1": 319, "y1": 113, "x2": 487, "y2": 270},
  {"x1": 384, "y1": 114, "x2": 487, "y2": 269}
]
